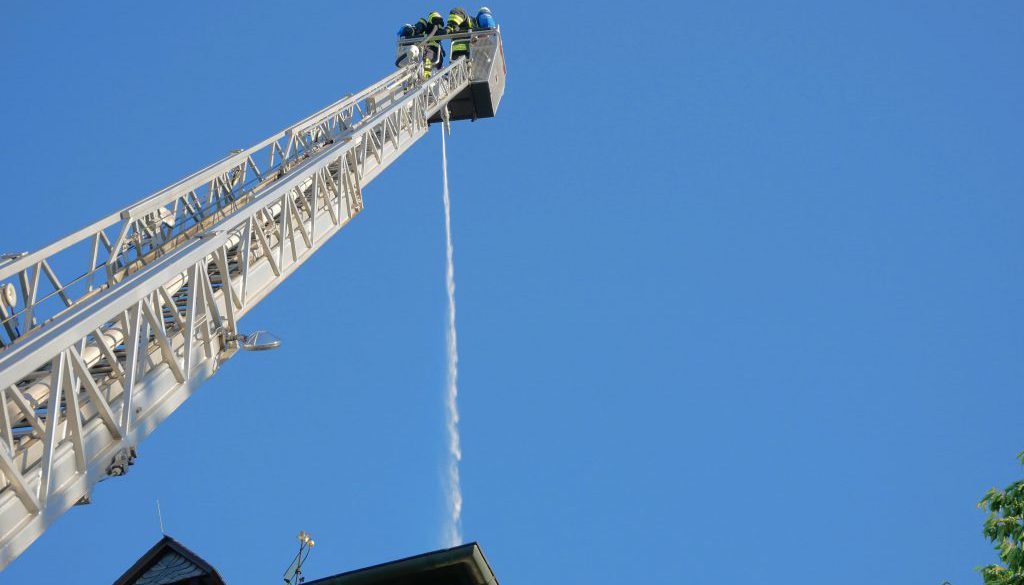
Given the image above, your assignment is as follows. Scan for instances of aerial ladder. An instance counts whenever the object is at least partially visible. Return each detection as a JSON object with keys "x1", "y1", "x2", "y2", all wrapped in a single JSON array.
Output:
[{"x1": 0, "y1": 29, "x2": 505, "y2": 569}]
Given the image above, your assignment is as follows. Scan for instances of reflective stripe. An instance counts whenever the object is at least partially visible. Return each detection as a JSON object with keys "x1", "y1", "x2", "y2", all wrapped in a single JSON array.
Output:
[
  {"x1": 452, "y1": 42, "x2": 469, "y2": 52},
  {"x1": 448, "y1": 13, "x2": 465, "y2": 26}
]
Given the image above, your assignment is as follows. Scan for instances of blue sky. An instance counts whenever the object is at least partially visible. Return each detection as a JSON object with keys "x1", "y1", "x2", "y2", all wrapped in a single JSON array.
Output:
[{"x1": 2, "y1": 1, "x2": 1022, "y2": 583}]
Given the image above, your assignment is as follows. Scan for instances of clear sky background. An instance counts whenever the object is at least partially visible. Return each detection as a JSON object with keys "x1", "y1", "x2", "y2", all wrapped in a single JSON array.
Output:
[{"x1": 1, "y1": 1, "x2": 1022, "y2": 583}]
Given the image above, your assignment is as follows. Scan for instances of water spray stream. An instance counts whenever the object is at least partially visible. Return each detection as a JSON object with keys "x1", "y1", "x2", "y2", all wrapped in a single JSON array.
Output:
[{"x1": 441, "y1": 123, "x2": 463, "y2": 548}]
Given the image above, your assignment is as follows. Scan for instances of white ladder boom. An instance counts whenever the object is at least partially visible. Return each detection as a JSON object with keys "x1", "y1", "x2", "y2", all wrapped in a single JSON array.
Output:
[{"x1": 0, "y1": 28, "x2": 505, "y2": 569}]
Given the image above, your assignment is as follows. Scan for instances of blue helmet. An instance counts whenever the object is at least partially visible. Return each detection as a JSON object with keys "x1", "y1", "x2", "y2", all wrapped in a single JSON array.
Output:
[
  {"x1": 397, "y1": 23, "x2": 415, "y2": 38},
  {"x1": 476, "y1": 7, "x2": 495, "y2": 29}
]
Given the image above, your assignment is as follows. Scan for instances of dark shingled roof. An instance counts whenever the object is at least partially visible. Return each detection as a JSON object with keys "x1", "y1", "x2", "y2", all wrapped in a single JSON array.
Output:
[
  {"x1": 112, "y1": 535, "x2": 227, "y2": 585},
  {"x1": 304, "y1": 543, "x2": 498, "y2": 585}
]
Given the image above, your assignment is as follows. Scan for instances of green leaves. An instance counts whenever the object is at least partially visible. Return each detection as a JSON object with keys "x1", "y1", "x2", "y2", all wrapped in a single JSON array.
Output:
[{"x1": 978, "y1": 451, "x2": 1024, "y2": 585}]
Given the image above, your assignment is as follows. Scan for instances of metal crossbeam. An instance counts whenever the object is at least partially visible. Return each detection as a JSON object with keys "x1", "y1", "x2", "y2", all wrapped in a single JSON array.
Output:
[
  {"x1": 0, "y1": 68, "x2": 416, "y2": 350},
  {"x1": 0, "y1": 46, "x2": 480, "y2": 569}
]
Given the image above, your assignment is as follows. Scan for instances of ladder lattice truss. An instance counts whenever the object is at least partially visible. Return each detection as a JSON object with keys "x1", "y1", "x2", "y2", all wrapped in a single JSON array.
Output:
[{"x1": 0, "y1": 44, "x2": 483, "y2": 569}]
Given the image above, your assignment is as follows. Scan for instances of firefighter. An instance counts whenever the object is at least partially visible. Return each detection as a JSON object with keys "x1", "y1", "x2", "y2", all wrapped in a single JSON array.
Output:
[
  {"x1": 415, "y1": 11, "x2": 446, "y2": 77},
  {"x1": 476, "y1": 7, "x2": 495, "y2": 30},
  {"x1": 395, "y1": 25, "x2": 420, "y2": 69},
  {"x1": 445, "y1": 7, "x2": 474, "y2": 61}
]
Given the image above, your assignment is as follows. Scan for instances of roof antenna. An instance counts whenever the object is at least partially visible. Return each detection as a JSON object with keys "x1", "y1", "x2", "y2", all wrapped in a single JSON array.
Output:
[
  {"x1": 156, "y1": 499, "x2": 166, "y2": 535},
  {"x1": 283, "y1": 531, "x2": 316, "y2": 584}
]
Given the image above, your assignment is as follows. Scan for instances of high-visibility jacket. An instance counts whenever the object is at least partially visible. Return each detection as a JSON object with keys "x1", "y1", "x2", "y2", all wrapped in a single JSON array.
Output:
[
  {"x1": 447, "y1": 8, "x2": 475, "y2": 56},
  {"x1": 416, "y1": 11, "x2": 446, "y2": 44}
]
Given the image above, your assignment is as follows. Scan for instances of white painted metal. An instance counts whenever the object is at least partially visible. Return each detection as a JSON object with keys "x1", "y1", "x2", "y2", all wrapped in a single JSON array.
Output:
[{"x1": 0, "y1": 30, "x2": 496, "y2": 568}]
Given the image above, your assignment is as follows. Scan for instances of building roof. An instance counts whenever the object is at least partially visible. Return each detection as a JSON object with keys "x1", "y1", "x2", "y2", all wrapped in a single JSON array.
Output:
[
  {"x1": 112, "y1": 535, "x2": 227, "y2": 585},
  {"x1": 304, "y1": 543, "x2": 498, "y2": 585}
]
